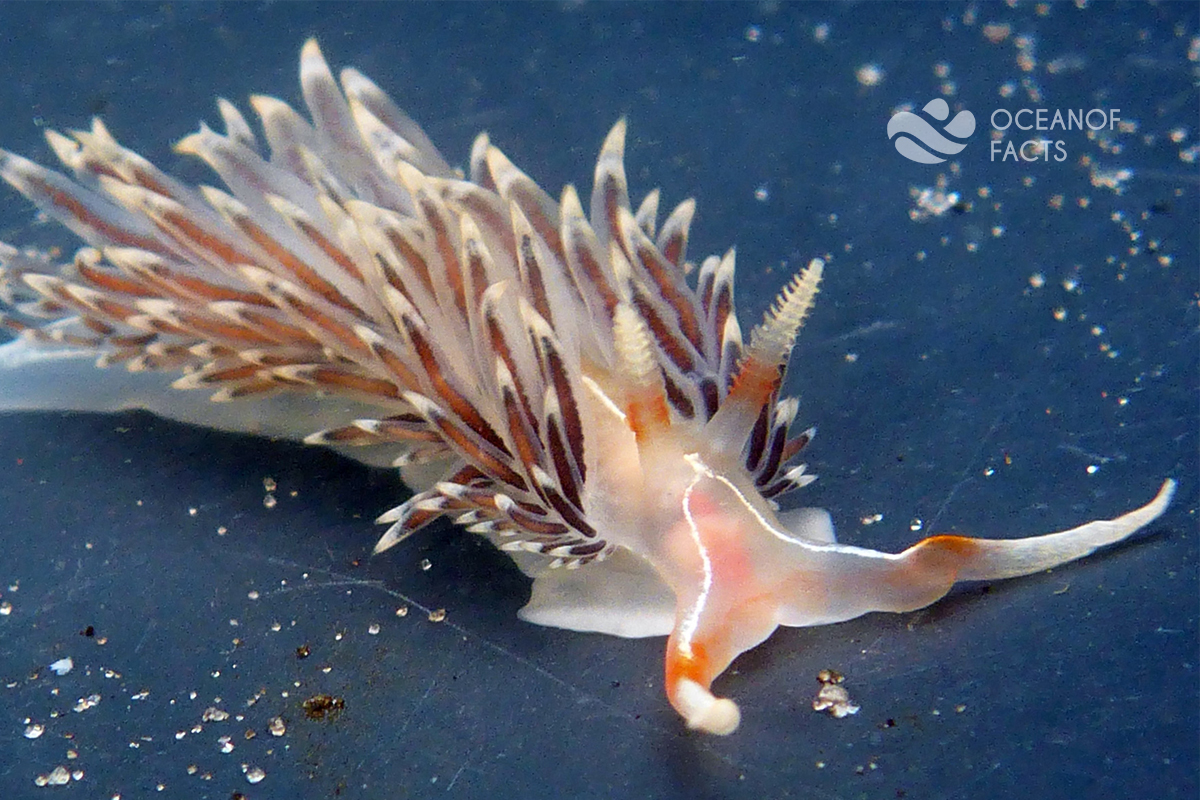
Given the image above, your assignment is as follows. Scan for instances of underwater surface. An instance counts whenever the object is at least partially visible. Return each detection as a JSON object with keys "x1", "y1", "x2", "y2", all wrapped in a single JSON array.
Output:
[{"x1": 0, "y1": 3, "x2": 1195, "y2": 798}]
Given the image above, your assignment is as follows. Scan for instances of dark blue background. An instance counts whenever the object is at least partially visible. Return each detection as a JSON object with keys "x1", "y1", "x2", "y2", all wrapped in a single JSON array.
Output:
[{"x1": 0, "y1": 3, "x2": 1195, "y2": 799}]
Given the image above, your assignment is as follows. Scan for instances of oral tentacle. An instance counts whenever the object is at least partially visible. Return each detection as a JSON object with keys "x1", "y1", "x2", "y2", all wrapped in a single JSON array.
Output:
[
  {"x1": 656, "y1": 460, "x2": 784, "y2": 734},
  {"x1": 664, "y1": 631, "x2": 741, "y2": 735}
]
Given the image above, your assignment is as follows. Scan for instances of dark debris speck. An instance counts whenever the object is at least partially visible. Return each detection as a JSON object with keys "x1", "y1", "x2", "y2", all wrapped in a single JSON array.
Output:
[{"x1": 303, "y1": 694, "x2": 345, "y2": 720}]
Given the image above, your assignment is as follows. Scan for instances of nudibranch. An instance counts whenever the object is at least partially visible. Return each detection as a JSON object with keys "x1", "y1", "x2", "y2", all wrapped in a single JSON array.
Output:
[{"x1": 0, "y1": 40, "x2": 1175, "y2": 734}]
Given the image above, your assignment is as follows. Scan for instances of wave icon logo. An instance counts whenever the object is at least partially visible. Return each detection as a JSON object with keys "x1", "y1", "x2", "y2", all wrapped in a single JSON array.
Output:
[{"x1": 887, "y1": 99, "x2": 976, "y2": 164}]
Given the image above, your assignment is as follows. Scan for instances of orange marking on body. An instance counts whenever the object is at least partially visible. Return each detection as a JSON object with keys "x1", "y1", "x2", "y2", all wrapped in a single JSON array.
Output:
[
  {"x1": 917, "y1": 534, "x2": 978, "y2": 552},
  {"x1": 727, "y1": 354, "x2": 780, "y2": 409},
  {"x1": 665, "y1": 642, "x2": 713, "y2": 703},
  {"x1": 884, "y1": 534, "x2": 983, "y2": 599},
  {"x1": 685, "y1": 494, "x2": 757, "y2": 588},
  {"x1": 684, "y1": 490, "x2": 720, "y2": 518},
  {"x1": 626, "y1": 390, "x2": 671, "y2": 444}
]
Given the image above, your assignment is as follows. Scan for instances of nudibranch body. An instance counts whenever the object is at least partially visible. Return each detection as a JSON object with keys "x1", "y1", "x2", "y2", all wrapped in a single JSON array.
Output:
[{"x1": 0, "y1": 40, "x2": 1175, "y2": 734}]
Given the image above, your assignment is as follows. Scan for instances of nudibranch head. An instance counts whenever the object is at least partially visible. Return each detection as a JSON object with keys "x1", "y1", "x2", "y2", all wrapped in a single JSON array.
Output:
[
  {"x1": 629, "y1": 430, "x2": 1175, "y2": 733},
  {"x1": 593, "y1": 259, "x2": 829, "y2": 734}
]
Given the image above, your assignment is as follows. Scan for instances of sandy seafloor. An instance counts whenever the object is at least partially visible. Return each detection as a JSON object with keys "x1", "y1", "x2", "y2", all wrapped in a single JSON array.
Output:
[{"x1": 0, "y1": 3, "x2": 1196, "y2": 799}]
